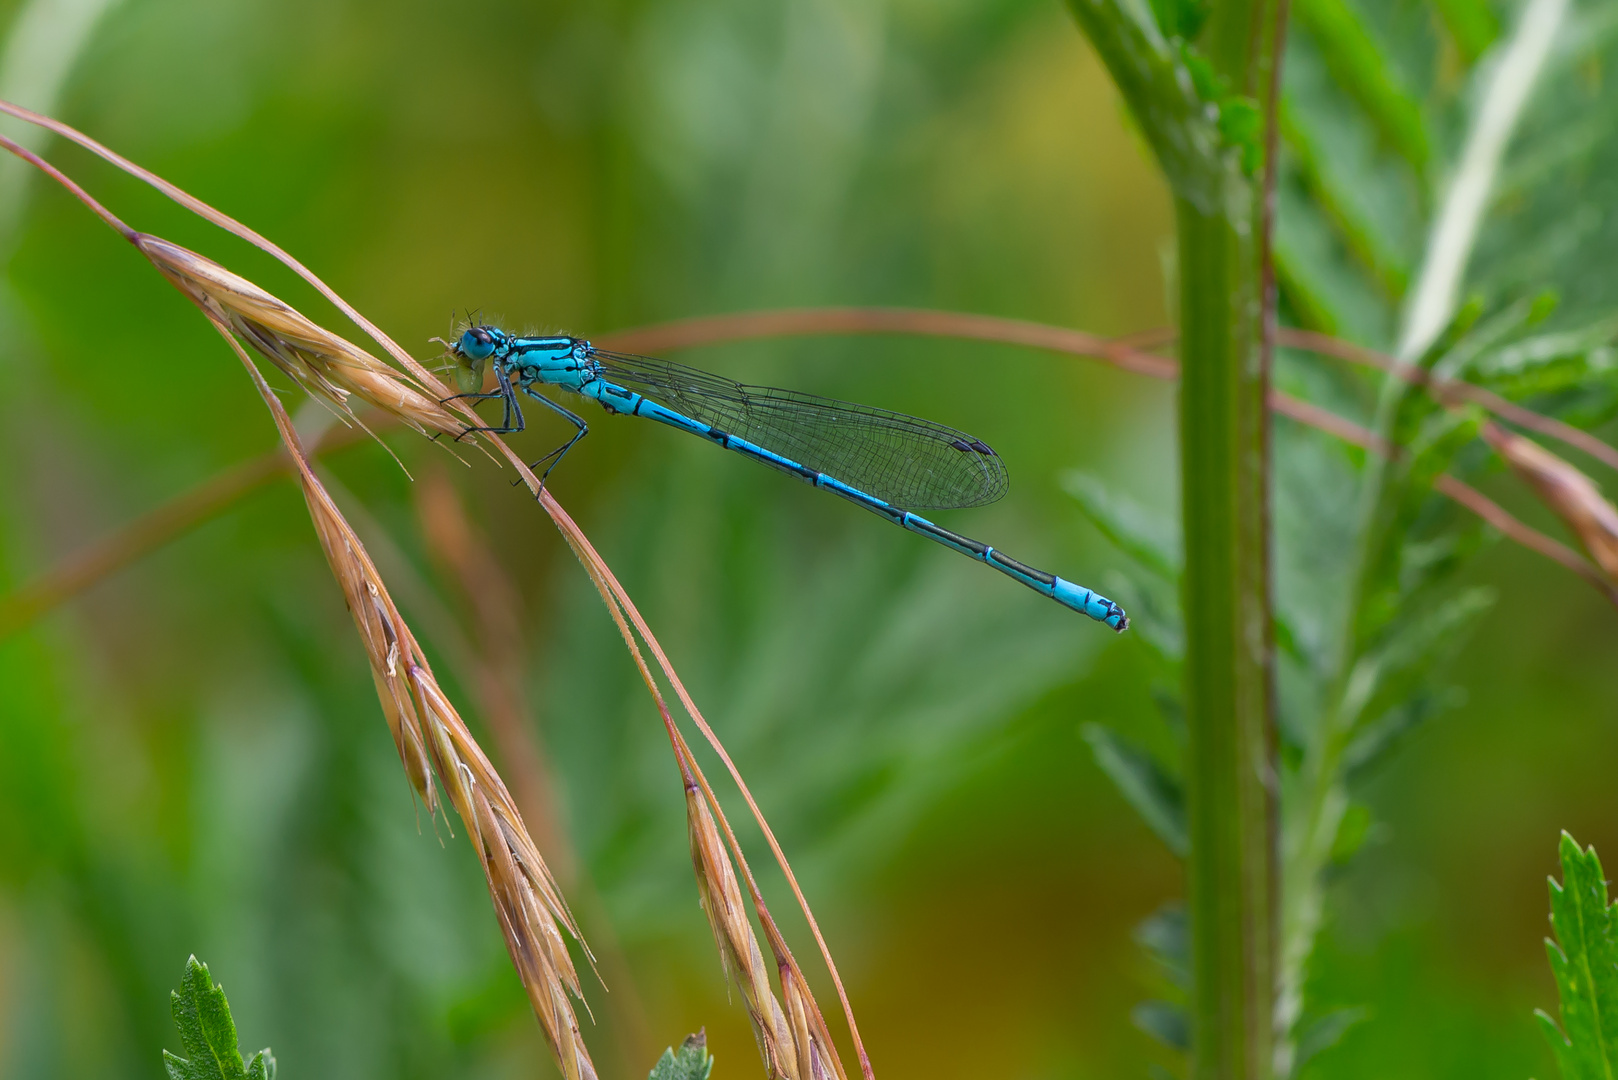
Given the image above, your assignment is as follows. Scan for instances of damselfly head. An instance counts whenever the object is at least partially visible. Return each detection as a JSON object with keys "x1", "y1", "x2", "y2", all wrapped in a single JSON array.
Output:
[{"x1": 456, "y1": 325, "x2": 500, "y2": 361}]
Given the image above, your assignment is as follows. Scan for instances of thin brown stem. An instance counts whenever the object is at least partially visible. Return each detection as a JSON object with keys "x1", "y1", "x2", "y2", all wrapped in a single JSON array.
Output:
[
  {"x1": 1278, "y1": 327, "x2": 1618, "y2": 473},
  {"x1": 598, "y1": 306, "x2": 1180, "y2": 379},
  {"x1": 0, "y1": 130, "x2": 133, "y2": 239}
]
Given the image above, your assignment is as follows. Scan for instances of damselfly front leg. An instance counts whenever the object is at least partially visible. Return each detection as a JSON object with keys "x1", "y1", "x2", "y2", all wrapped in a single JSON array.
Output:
[{"x1": 447, "y1": 362, "x2": 527, "y2": 439}]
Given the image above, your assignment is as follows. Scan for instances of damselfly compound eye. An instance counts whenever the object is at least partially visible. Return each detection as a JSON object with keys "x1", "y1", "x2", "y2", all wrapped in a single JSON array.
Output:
[{"x1": 458, "y1": 327, "x2": 497, "y2": 360}]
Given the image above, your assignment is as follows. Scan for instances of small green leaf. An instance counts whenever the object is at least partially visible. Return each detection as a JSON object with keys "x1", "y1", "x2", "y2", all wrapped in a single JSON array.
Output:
[
  {"x1": 164, "y1": 957, "x2": 274, "y2": 1080},
  {"x1": 1329, "y1": 802, "x2": 1374, "y2": 863},
  {"x1": 1133, "y1": 1000, "x2": 1190, "y2": 1051},
  {"x1": 1431, "y1": 0, "x2": 1499, "y2": 64},
  {"x1": 648, "y1": 1030, "x2": 714, "y2": 1080},
  {"x1": 1218, "y1": 97, "x2": 1264, "y2": 175},
  {"x1": 1146, "y1": 0, "x2": 1206, "y2": 41},
  {"x1": 1082, "y1": 724, "x2": 1187, "y2": 856},
  {"x1": 1538, "y1": 833, "x2": 1618, "y2": 1080},
  {"x1": 1135, "y1": 901, "x2": 1190, "y2": 989}
]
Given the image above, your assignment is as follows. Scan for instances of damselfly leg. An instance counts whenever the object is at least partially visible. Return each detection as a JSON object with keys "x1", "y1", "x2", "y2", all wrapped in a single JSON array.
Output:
[
  {"x1": 447, "y1": 363, "x2": 526, "y2": 439},
  {"x1": 517, "y1": 386, "x2": 589, "y2": 485}
]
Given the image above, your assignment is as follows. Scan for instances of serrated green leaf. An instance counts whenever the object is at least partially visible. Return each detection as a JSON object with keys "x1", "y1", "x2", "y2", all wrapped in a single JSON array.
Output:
[
  {"x1": 1082, "y1": 724, "x2": 1187, "y2": 855},
  {"x1": 1538, "y1": 833, "x2": 1618, "y2": 1080},
  {"x1": 245, "y1": 1050, "x2": 275, "y2": 1080},
  {"x1": 164, "y1": 957, "x2": 272, "y2": 1080},
  {"x1": 648, "y1": 1030, "x2": 714, "y2": 1080},
  {"x1": 1064, "y1": 472, "x2": 1181, "y2": 583}
]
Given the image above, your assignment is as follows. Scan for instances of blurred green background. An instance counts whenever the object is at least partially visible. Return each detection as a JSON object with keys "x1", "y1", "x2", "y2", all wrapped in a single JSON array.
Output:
[{"x1": 0, "y1": 0, "x2": 1613, "y2": 1078}]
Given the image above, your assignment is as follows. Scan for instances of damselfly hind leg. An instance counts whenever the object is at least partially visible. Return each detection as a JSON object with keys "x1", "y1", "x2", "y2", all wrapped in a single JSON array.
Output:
[{"x1": 517, "y1": 386, "x2": 589, "y2": 488}]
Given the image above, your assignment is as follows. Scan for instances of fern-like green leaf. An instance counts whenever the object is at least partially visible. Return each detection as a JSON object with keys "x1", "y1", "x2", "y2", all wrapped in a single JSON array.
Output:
[
  {"x1": 1064, "y1": 471, "x2": 1182, "y2": 583},
  {"x1": 163, "y1": 957, "x2": 275, "y2": 1080},
  {"x1": 1537, "y1": 833, "x2": 1618, "y2": 1080}
]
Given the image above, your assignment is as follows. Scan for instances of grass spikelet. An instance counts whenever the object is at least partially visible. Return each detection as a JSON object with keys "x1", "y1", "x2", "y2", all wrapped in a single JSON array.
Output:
[
  {"x1": 132, "y1": 234, "x2": 468, "y2": 440},
  {"x1": 1484, "y1": 423, "x2": 1618, "y2": 581}
]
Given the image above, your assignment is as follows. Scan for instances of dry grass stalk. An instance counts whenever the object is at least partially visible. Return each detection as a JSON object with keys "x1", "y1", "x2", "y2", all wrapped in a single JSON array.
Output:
[{"x1": 1482, "y1": 423, "x2": 1618, "y2": 582}]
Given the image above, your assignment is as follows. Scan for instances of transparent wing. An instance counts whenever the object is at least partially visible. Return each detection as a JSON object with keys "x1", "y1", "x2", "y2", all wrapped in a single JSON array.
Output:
[{"x1": 590, "y1": 349, "x2": 1008, "y2": 510}]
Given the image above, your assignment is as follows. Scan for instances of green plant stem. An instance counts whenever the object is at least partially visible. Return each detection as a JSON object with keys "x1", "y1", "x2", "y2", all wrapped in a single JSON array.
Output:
[
  {"x1": 1076, "y1": 0, "x2": 1291, "y2": 1041},
  {"x1": 1178, "y1": 192, "x2": 1279, "y2": 1080},
  {"x1": 1180, "y1": 0, "x2": 1289, "y2": 1074}
]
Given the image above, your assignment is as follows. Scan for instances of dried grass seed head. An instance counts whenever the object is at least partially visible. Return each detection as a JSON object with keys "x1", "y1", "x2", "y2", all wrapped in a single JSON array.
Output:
[
  {"x1": 685, "y1": 772, "x2": 802, "y2": 1078},
  {"x1": 136, "y1": 234, "x2": 469, "y2": 438},
  {"x1": 264, "y1": 413, "x2": 595, "y2": 1079}
]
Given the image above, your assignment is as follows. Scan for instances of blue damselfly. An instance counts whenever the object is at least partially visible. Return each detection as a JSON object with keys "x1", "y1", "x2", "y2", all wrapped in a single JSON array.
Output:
[{"x1": 446, "y1": 326, "x2": 1126, "y2": 630}]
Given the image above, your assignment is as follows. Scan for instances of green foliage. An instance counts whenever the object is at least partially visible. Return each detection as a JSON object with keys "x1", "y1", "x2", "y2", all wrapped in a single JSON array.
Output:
[
  {"x1": 648, "y1": 1031, "x2": 715, "y2": 1080},
  {"x1": 164, "y1": 957, "x2": 275, "y2": 1080},
  {"x1": 1538, "y1": 833, "x2": 1618, "y2": 1080},
  {"x1": 1071, "y1": 0, "x2": 1618, "y2": 1070}
]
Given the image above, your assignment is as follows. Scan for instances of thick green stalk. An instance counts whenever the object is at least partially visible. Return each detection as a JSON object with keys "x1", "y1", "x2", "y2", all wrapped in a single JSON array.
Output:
[
  {"x1": 1182, "y1": 6, "x2": 1286, "y2": 1077},
  {"x1": 1178, "y1": 192, "x2": 1277, "y2": 1080},
  {"x1": 1065, "y1": 0, "x2": 1286, "y2": 1075}
]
